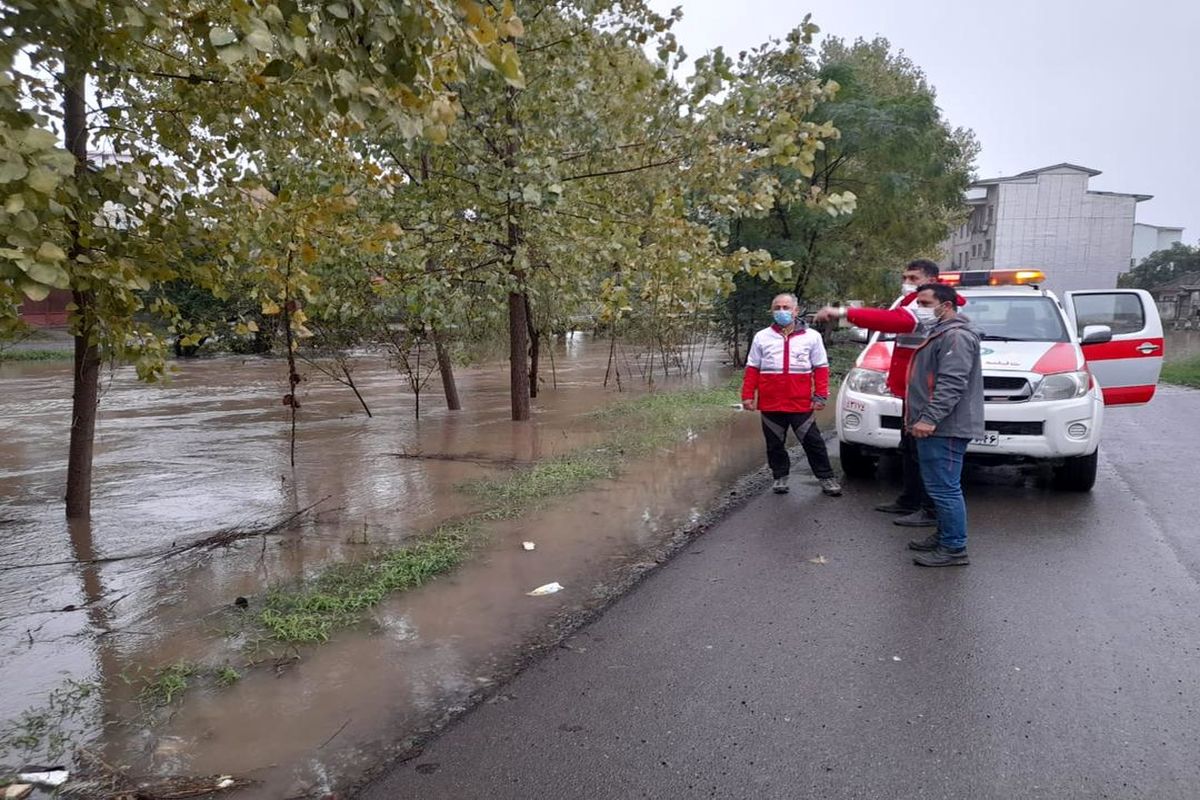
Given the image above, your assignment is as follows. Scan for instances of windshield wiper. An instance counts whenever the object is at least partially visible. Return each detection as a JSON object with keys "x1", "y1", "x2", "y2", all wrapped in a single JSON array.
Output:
[{"x1": 980, "y1": 334, "x2": 1032, "y2": 342}]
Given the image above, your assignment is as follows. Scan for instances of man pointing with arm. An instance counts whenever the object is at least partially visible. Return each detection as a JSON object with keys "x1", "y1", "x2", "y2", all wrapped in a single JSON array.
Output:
[{"x1": 813, "y1": 259, "x2": 964, "y2": 527}]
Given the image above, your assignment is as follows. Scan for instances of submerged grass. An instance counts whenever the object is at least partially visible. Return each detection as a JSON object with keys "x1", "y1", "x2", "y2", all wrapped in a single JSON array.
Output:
[
  {"x1": 0, "y1": 348, "x2": 73, "y2": 362},
  {"x1": 139, "y1": 661, "x2": 199, "y2": 708},
  {"x1": 259, "y1": 522, "x2": 477, "y2": 643},
  {"x1": 257, "y1": 378, "x2": 744, "y2": 644},
  {"x1": 1162, "y1": 354, "x2": 1200, "y2": 388}
]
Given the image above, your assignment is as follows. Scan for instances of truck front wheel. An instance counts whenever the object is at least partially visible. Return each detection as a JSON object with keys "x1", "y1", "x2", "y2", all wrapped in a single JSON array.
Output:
[{"x1": 1053, "y1": 449, "x2": 1098, "y2": 492}]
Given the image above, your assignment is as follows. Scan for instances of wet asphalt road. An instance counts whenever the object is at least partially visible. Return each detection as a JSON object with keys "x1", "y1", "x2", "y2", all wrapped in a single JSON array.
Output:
[{"x1": 360, "y1": 386, "x2": 1200, "y2": 800}]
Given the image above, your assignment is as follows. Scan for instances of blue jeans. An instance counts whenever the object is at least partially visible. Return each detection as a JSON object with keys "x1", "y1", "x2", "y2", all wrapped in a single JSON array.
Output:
[{"x1": 915, "y1": 436, "x2": 970, "y2": 550}]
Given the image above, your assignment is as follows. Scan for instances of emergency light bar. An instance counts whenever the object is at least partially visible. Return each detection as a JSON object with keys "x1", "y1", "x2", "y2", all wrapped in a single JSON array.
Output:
[{"x1": 938, "y1": 269, "x2": 1045, "y2": 287}]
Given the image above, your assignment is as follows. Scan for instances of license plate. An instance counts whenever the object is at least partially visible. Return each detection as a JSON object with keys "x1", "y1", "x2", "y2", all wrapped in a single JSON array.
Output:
[
  {"x1": 972, "y1": 432, "x2": 1000, "y2": 447},
  {"x1": 843, "y1": 399, "x2": 865, "y2": 413}
]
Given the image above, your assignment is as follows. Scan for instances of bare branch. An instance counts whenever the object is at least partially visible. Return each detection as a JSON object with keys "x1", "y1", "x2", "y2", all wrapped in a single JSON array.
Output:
[{"x1": 561, "y1": 157, "x2": 682, "y2": 182}]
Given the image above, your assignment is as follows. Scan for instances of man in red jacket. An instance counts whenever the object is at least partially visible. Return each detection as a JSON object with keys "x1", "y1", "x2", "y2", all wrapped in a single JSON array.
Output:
[
  {"x1": 742, "y1": 293, "x2": 843, "y2": 497},
  {"x1": 814, "y1": 259, "x2": 966, "y2": 525}
]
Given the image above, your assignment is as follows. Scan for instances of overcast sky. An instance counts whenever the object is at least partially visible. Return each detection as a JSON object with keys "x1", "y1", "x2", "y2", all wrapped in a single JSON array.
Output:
[{"x1": 653, "y1": 0, "x2": 1199, "y2": 243}]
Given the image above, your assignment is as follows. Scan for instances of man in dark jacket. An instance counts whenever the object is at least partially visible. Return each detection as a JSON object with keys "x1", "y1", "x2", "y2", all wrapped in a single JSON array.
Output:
[
  {"x1": 814, "y1": 258, "x2": 965, "y2": 528},
  {"x1": 905, "y1": 283, "x2": 984, "y2": 567}
]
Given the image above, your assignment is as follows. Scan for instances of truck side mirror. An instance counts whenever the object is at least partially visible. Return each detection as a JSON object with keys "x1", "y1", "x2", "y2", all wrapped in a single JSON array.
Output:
[{"x1": 1080, "y1": 324, "x2": 1113, "y2": 345}]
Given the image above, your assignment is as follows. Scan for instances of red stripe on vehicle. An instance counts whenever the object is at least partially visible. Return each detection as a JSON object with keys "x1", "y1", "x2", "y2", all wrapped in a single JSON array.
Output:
[
  {"x1": 860, "y1": 342, "x2": 892, "y2": 371},
  {"x1": 1032, "y1": 343, "x2": 1081, "y2": 374},
  {"x1": 1103, "y1": 385, "x2": 1156, "y2": 405},
  {"x1": 1083, "y1": 338, "x2": 1164, "y2": 362}
]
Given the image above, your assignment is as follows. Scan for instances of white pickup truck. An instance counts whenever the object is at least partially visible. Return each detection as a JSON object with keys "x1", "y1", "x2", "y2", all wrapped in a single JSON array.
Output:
[{"x1": 835, "y1": 269, "x2": 1164, "y2": 491}]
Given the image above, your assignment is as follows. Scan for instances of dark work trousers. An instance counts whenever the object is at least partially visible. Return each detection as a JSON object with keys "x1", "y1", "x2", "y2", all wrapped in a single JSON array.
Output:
[
  {"x1": 760, "y1": 411, "x2": 835, "y2": 480},
  {"x1": 896, "y1": 428, "x2": 936, "y2": 513}
]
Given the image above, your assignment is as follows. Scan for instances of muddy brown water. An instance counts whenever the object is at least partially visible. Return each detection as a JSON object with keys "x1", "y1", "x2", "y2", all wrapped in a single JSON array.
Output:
[{"x1": 0, "y1": 336, "x2": 783, "y2": 797}]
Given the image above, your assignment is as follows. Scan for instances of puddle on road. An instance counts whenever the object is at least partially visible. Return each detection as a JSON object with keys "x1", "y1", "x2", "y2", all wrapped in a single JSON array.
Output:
[{"x1": 0, "y1": 335, "x2": 770, "y2": 797}]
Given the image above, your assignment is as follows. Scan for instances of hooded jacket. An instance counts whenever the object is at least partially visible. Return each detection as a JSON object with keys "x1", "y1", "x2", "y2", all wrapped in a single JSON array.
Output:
[{"x1": 904, "y1": 314, "x2": 985, "y2": 440}]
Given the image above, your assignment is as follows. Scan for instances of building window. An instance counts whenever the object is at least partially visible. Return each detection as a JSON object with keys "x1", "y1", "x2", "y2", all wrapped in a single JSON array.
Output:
[{"x1": 984, "y1": 239, "x2": 992, "y2": 258}]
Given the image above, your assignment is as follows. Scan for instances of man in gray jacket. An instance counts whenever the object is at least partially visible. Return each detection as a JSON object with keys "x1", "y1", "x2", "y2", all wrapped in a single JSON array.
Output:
[{"x1": 904, "y1": 283, "x2": 985, "y2": 567}]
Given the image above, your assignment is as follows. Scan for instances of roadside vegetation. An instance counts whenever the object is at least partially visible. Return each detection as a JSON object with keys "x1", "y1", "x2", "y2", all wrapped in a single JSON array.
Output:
[
  {"x1": 0, "y1": 348, "x2": 72, "y2": 362},
  {"x1": 1162, "y1": 354, "x2": 1200, "y2": 388}
]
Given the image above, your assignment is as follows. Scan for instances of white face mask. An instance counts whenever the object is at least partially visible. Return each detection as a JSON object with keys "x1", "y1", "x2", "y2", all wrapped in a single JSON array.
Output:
[
  {"x1": 912, "y1": 306, "x2": 938, "y2": 326},
  {"x1": 901, "y1": 282, "x2": 919, "y2": 295}
]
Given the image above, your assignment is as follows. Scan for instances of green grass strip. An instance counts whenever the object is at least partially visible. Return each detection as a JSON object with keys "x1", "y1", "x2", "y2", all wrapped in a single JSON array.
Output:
[
  {"x1": 0, "y1": 349, "x2": 73, "y2": 362},
  {"x1": 1162, "y1": 354, "x2": 1200, "y2": 388},
  {"x1": 259, "y1": 522, "x2": 477, "y2": 643}
]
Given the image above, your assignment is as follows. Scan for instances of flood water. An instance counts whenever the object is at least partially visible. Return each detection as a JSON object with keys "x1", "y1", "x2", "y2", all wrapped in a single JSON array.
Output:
[{"x1": 0, "y1": 336, "x2": 775, "y2": 797}]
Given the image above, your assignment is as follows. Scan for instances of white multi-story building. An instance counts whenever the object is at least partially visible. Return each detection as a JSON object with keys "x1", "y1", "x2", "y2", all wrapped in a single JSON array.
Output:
[
  {"x1": 941, "y1": 163, "x2": 1154, "y2": 293},
  {"x1": 1131, "y1": 222, "x2": 1184, "y2": 265}
]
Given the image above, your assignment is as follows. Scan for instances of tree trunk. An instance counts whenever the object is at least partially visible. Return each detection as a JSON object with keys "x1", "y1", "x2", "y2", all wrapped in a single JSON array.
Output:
[
  {"x1": 525, "y1": 293, "x2": 539, "y2": 399},
  {"x1": 792, "y1": 230, "x2": 821, "y2": 299},
  {"x1": 341, "y1": 363, "x2": 372, "y2": 418},
  {"x1": 282, "y1": 255, "x2": 300, "y2": 467},
  {"x1": 504, "y1": 85, "x2": 530, "y2": 421},
  {"x1": 431, "y1": 331, "x2": 461, "y2": 411},
  {"x1": 66, "y1": 304, "x2": 100, "y2": 518},
  {"x1": 508, "y1": 292, "x2": 530, "y2": 419},
  {"x1": 63, "y1": 56, "x2": 98, "y2": 519},
  {"x1": 419, "y1": 152, "x2": 462, "y2": 413}
]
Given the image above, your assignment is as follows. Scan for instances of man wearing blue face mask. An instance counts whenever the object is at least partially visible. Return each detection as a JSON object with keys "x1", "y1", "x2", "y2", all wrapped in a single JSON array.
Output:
[{"x1": 741, "y1": 293, "x2": 842, "y2": 497}]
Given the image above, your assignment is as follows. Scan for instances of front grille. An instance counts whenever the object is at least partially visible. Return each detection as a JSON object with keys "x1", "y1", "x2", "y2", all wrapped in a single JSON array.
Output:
[
  {"x1": 989, "y1": 421, "x2": 1044, "y2": 436},
  {"x1": 984, "y1": 375, "x2": 1033, "y2": 403},
  {"x1": 879, "y1": 415, "x2": 1043, "y2": 436}
]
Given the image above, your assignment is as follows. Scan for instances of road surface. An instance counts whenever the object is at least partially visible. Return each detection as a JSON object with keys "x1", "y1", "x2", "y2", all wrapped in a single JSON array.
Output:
[{"x1": 360, "y1": 386, "x2": 1200, "y2": 800}]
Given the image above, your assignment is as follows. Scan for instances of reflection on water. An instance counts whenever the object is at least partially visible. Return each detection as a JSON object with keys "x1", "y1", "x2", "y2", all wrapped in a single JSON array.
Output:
[{"x1": 0, "y1": 336, "x2": 772, "y2": 797}]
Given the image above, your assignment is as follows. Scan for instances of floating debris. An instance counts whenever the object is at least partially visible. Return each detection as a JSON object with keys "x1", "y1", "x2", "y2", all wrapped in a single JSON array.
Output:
[{"x1": 16, "y1": 769, "x2": 68, "y2": 788}]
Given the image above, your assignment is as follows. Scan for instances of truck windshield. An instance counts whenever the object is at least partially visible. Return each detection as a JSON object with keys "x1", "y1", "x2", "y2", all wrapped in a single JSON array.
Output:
[
  {"x1": 875, "y1": 295, "x2": 1070, "y2": 343},
  {"x1": 960, "y1": 296, "x2": 1069, "y2": 342}
]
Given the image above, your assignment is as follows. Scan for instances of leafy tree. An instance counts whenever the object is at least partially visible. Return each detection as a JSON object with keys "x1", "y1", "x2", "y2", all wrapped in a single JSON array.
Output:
[
  {"x1": 373, "y1": 9, "x2": 853, "y2": 419},
  {"x1": 718, "y1": 36, "x2": 976, "y2": 353},
  {"x1": 1119, "y1": 243, "x2": 1200, "y2": 289}
]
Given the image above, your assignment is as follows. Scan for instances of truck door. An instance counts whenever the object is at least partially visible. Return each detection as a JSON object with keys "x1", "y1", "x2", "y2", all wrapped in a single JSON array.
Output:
[{"x1": 1064, "y1": 289, "x2": 1163, "y2": 406}]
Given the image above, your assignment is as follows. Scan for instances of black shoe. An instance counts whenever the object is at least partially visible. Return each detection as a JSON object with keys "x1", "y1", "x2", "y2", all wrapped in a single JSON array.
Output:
[
  {"x1": 907, "y1": 532, "x2": 941, "y2": 552},
  {"x1": 893, "y1": 508, "x2": 938, "y2": 527},
  {"x1": 913, "y1": 546, "x2": 969, "y2": 567},
  {"x1": 874, "y1": 501, "x2": 918, "y2": 514}
]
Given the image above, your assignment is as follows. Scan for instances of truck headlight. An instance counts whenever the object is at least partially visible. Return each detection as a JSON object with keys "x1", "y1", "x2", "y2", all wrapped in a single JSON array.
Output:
[
  {"x1": 1033, "y1": 371, "x2": 1090, "y2": 401},
  {"x1": 845, "y1": 368, "x2": 891, "y2": 396}
]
